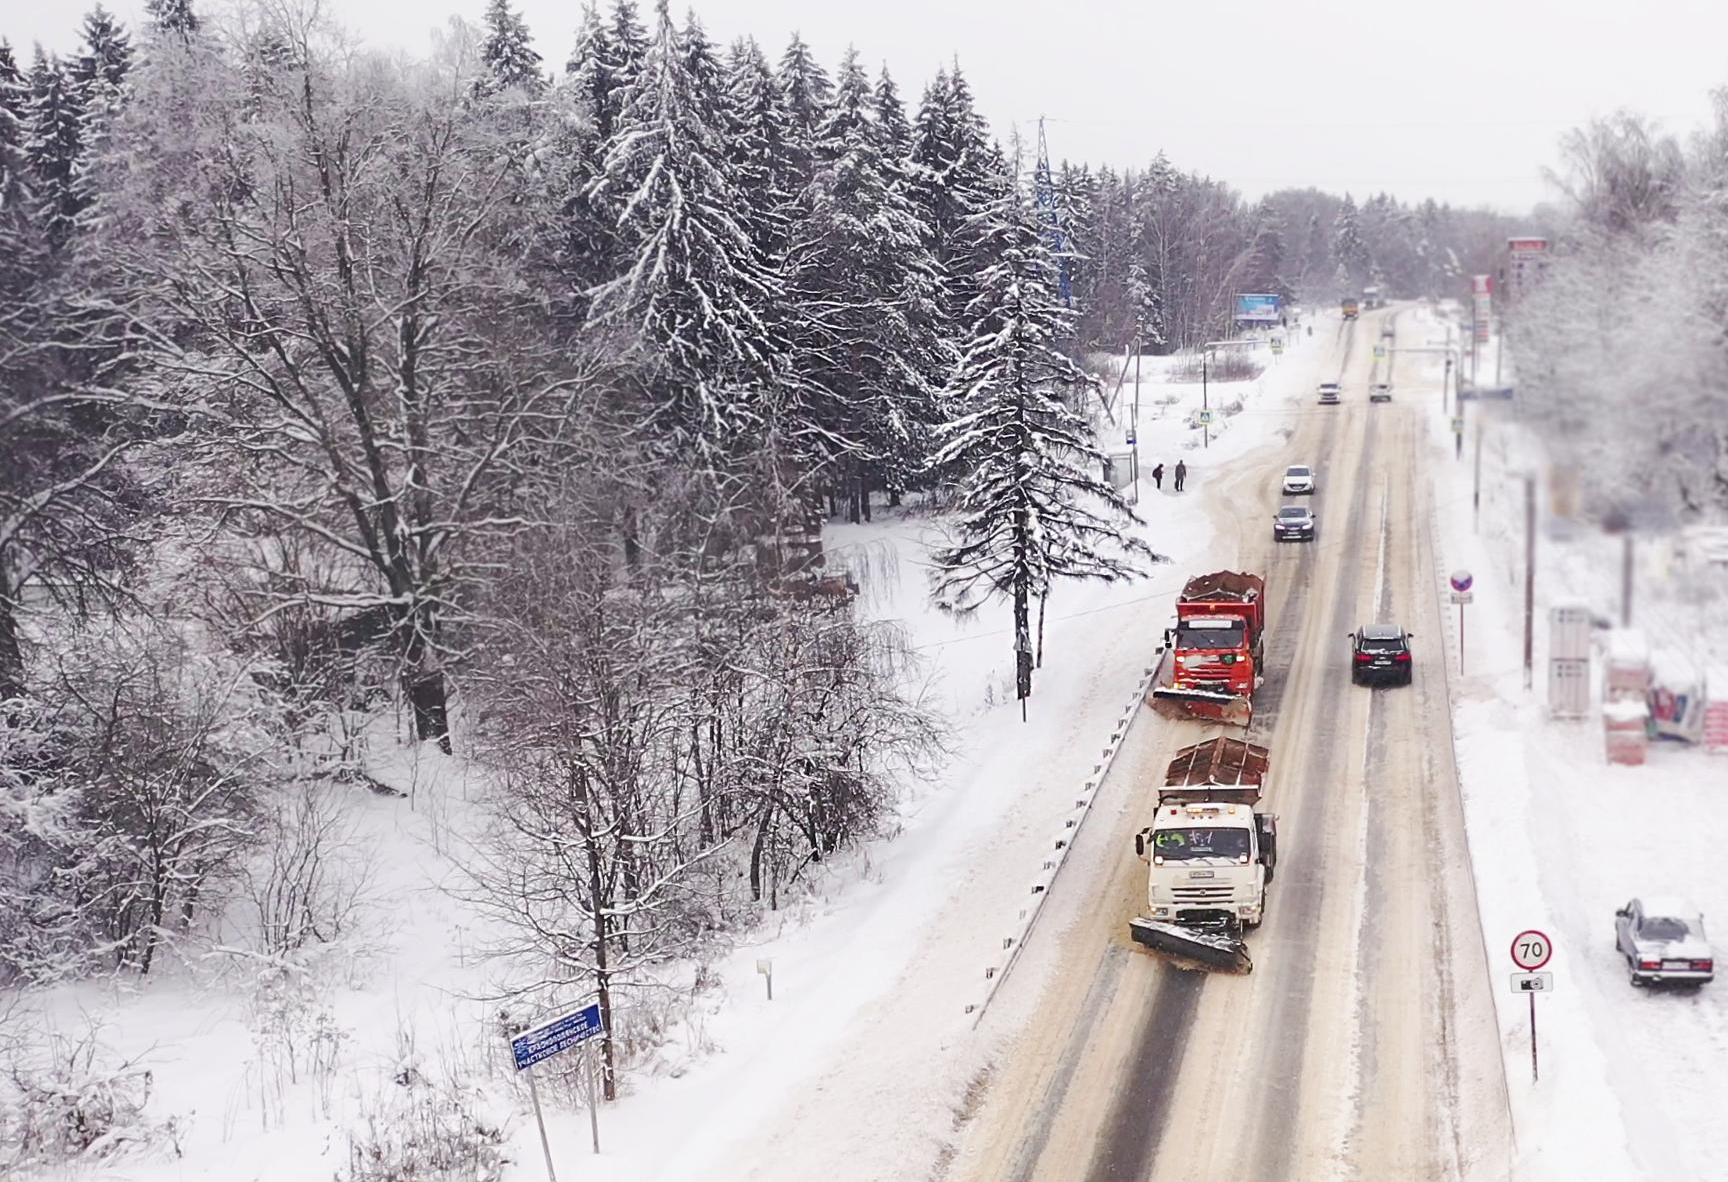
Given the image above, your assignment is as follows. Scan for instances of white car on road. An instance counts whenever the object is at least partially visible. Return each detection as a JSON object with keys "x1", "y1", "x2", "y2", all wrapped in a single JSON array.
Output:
[
  {"x1": 1616, "y1": 897, "x2": 1714, "y2": 987},
  {"x1": 1282, "y1": 464, "x2": 1315, "y2": 495}
]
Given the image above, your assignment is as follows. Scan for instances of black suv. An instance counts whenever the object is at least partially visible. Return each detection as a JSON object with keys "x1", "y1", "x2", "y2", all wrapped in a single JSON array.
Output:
[{"x1": 1349, "y1": 624, "x2": 1413, "y2": 686}]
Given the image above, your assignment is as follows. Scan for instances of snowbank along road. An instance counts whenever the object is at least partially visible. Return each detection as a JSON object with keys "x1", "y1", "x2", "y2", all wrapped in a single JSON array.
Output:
[{"x1": 949, "y1": 308, "x2": 1514, "y2": 1182}]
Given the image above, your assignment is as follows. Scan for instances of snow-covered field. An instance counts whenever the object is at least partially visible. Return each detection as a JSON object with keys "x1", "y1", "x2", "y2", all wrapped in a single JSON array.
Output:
[
  {"x1": 1416, "y1": 306, "x2": 1728, "y2": 1182},
  {"x1": 9, "y1": 331, "x2": 1316, "y2": 1181}
]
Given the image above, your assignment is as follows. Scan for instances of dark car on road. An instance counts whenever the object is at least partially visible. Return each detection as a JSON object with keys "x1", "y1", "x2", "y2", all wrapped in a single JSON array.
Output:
[
  {"x1": 1273, "y1": 505, "x2": 1316, "y2": 543},
  {"x1": 1348, "y1": 624, "x2": 1413, "y2": 685}
]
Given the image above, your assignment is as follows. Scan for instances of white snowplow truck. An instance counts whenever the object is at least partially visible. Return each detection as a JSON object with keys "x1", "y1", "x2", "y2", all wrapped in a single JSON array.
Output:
[{"x1": 1129, "y1": 737, "x2": 1277, "y2": 973}]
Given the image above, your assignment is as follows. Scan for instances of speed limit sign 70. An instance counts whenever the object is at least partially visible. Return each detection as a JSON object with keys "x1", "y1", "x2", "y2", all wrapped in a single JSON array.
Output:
[{"x1": 1511, "y1": 929, "x2": 1553, "y2": 971}]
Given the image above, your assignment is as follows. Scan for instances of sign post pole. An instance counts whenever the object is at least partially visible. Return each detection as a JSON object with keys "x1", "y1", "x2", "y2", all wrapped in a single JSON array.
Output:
[
  {"x1": 1530, "y1": 990, "x2": 1539, "y2": 1083},
  {"x1": 1510, "y1": 928, "x2": 1554, "y2": 1085},
  {"x1": 586, "y1": 1040, "x2": 602, "y2": 1154},
  {"x1": 527, "y1": 1068, "x2": 558, "y2": 1182},
  {"x1": 1450, "y1": 571, "x2": 1474, "y2": 676}
]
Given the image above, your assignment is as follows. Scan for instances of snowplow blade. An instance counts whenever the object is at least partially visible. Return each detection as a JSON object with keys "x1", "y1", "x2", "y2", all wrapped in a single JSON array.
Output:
[
  {"x1": 1147, "y1": 685, "x2": 1254, "y2": 727},
  {"x1": 1129, "y1": 917, "x2": 1253, "y2": 974}
]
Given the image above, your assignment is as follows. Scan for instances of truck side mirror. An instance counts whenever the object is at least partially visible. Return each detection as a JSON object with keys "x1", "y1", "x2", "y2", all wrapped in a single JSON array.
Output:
[{"x1": 1135, "y1": 832, "x2": 1146, "y2": 858}]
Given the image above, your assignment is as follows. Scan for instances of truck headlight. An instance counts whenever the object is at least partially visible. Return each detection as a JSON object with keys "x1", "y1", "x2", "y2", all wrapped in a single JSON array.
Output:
[
  {"x1": 1239, "y1": 905, "x2": 1255, "y2": 917},
  {"x1": 1153, "y1": 907, "x2": 1171, "y2": 917}
]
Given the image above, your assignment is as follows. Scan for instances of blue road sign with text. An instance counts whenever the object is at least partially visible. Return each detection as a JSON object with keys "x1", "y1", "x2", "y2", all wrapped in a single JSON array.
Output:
[{"x1": 511, "y1": 1002, "x2": 603, "y2": 1071}]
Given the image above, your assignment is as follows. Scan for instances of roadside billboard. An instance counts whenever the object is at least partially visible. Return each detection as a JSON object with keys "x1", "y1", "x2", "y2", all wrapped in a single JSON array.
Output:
[
  {"x1": 1233, "y1": 293, "x2": 1282, "y2": 323},
  {"x1": 1472, "y1": 273, "x2": 1493, "y2": 343},
  {"x1": 1507, "y1": 236, "x2": 1550, "y2": 301}
]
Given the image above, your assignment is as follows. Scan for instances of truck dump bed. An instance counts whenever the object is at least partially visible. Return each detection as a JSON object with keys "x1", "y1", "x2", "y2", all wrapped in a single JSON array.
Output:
[
  {"x1": 1176, "y1": 571, "x2": 1264, "y2": 609},
  {"x1": 1164, "y1": 736, "x2": 1269, "y2": 786}
]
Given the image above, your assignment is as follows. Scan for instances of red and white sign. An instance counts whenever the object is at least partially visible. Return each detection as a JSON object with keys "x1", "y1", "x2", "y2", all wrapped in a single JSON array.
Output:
[
  {"x1": 1507, "y1": 237, "x2": 1549, "y2": 253},
  {"x1": 1511, "y1": 929, "x2": 1553, "y2": 971},
  {"x1": 1471, "y1": 273, "x2": 1495, "y2": 295}
]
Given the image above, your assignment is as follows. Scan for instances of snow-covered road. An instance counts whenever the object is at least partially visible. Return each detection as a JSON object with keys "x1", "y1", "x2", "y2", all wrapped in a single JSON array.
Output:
[{"x1": 949, "y1": 308, "x2": 1513, "y2": 1182}]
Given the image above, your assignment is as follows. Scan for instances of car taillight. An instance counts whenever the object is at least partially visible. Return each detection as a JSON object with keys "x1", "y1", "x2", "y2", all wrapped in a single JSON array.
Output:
[
  {"x1": 1354, "y1": 653, "x2": 1373, "y2": 663},
  {"x1": 1395, "y1": 652, "x2": 1411, "y2": 662},
  {"x1": 1640, "y1": 958, "x2": 1661, "y2": 970},
  {"x1": 1695, "y1": 960, "x2": 1713, "y2": 972}
]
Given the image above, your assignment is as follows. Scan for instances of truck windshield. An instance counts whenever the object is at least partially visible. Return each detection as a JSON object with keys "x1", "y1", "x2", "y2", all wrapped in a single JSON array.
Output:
[
  {"x1": 1177, "y1": 623, "x2": 1245, "y2": 651},
  {"x1": 1151, "y1": 826, "x2": 1251, "y2": 862}
]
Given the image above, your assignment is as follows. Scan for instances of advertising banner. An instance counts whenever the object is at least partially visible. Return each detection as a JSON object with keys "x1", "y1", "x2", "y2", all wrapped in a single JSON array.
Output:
[{"x1": 1233, "y1": 293, "x2": 1282, "y2": 323}]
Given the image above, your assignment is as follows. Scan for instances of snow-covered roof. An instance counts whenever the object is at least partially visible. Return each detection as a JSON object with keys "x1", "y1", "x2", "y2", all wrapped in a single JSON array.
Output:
[
  {"x1": 1640, "y1": 896, "x2": 1702, "y2": 921},
  {"x1": 1602, "y1": 699, "x2": 1648, "y2": 722},
  {"x1": 1361, "y1": 624, "x2": 1406, "y2": 640}
]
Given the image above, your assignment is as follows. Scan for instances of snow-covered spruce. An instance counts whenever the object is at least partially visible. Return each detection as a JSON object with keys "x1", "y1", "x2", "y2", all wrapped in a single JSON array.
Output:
[{"x1": 929, "y1": 185, "x2": 1157, "y2": 701}]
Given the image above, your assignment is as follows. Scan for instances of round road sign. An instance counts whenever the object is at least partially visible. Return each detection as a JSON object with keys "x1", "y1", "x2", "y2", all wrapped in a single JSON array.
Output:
[
  {"x1": 1511, "y1": 929, "x2": 1553, "y2": 971},
  {"x1": 1450, "y1": 569, "x2": 1474, "y2": 594}
]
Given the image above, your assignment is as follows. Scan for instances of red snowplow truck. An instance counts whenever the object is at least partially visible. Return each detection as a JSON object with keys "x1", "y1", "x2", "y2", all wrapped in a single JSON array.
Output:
[{"x1": 1148, "y1": 571, "x2": 1267, "y2": 726}]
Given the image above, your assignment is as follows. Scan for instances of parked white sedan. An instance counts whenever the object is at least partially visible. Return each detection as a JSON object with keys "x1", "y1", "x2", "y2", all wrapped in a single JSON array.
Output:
[{"x1": 1616, "y1": 897, "x2": 1714, "y2": 987}]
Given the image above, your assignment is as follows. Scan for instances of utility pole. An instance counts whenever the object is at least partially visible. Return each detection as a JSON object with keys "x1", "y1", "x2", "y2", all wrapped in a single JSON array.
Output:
[
  {"x1": 1132, "y1": 335, "x2": 1142, "y2": 496},
  {"x1": 1621, "y1": 535, "x2": 1635, "y2": 627},
  {"x1": 1201, "y1": 347, "x2": 1211, "y2": 449},
  {"x1": 1473, "y1": 418, "x2": 1484, "y2": 531},
  {"x1": 1456, "y1": 388, "x2": 1466, "y2": 461},
  {"x1": 1523, "y1": 475, "x2": 1536, "y2": 691},
  {"x1": 1444, "y1": 354, "x2": 1453, "y2": 416}
]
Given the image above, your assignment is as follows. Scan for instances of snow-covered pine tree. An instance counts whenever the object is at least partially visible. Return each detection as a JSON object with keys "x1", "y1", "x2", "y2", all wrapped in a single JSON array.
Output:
[
  {"x1": 606, "y1": 0, "x2": 648, "y2": 95},
  {"x1": 1333, "y1": 192, "x2": 1371, "y2": 291},
  {"x1": 874, "y1": 64, "x2": 916, "y2": 181},
  {"x1": 145, "y1": 0, "x2": 199, "y2": 41},
  {"x1": 784, "y1": 47, "x2": 948, "y2": 522},
  {"x1": 565, "y1": 3, "x2": 620, "y2": 136},
  {"x1": 23, "y1": 50, "x2": 84, "y2": 254},
  {"x1": 929, "y1": 185, "x2": 1154, "y2": 704},
  {"x1": 776, "y1": 32, "x2": 831, "y2": 191},
  {"x1": 679, "y1": 11, "x2": 722, "y2": 127},
  {"x1": 910, "y1": 63, "x2": 997, "y2": 330},
  {"x1": 1248, "y1": 196, "x2": 1286, "y2": 299},
  {"x1": 587, "y1": 0, "x2": 782, "y2": 461},
  {"x1": 70, "y1": 6, "x2": 134, "y2": 95},
  {"x1": 0, "y1": 41, "x2": 30, "y2": 222},
  {"x1": 719, "y1": 36, "x2": 787, "y2": 267},
  {"x1": 1305, "y1": 209, "x2": 1328, "y2": 292},
  {"x1": 476, "y1": 0, "x2": 545, "y2": 97}
]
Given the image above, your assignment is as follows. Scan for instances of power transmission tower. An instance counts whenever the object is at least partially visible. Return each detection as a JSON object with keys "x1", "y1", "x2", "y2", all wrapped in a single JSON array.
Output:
[{"x1": 1033, "y1": 117, "x2": 1072, "y2": 305}]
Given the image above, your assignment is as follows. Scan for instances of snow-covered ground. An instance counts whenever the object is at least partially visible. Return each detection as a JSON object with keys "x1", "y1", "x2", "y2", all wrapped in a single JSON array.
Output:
[
  {"x1": 1416, "y1": 304, "x2": 1728, "y2": 1182},
  {"x1": 9, "y1": 330, "x2": 1319, "y2": 1181}
]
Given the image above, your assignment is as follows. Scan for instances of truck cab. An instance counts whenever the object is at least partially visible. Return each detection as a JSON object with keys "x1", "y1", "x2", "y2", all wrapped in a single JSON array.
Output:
[{"x1": 1137, "y1": 793, "x2": 1276, "y2": 930}]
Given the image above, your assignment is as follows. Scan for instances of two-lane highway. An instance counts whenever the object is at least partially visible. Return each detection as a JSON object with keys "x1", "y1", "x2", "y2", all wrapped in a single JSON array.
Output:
[{"x1": 947, "y1": 309, "x2": 1513, "y2": 1182}]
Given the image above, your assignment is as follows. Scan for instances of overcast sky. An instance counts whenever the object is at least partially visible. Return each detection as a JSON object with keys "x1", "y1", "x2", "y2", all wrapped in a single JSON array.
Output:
[{"x1": 11, "y1": 0, "x2": 1728, "y2": 213}]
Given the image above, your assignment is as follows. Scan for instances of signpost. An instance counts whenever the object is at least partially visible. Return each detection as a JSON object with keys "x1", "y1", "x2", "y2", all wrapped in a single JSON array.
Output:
[
  {"x1": 510, "y1": 1001, "x2": 606, "y2": 1179},
  {"x1": 1450, "y1": 570, "x2": 1473, "y2": 674},
  {"x1": 1511, "y1": 929, "x2": 1554, "y2": 1082}
]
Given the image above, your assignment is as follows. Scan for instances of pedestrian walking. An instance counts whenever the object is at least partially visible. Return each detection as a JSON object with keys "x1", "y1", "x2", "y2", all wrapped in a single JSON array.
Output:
[
  {"x1": 1174, "y1": 460, "x2": 1187, "y2": 492},
  {"x1": 1151, "y1": 463, "x2": 1165, "y2": 490}
]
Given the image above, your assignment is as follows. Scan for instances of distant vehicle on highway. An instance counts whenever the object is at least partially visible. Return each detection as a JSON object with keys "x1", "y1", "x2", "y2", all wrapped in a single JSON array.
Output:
[
  {"x1": 1340, "y1": 298, "x2": 1359, "y2": 320},
  {"x1": 1282, "y1": 464, "x2": 1315, "y2": 495},
  {"x1": 1617, "y1": 898, "x2": 1714, "y2": 988},
  {"x1": 1370, "y1": 383, "x2": 1392, "y2": 403},
  {"x1": 1317, "y1": 382, "x2": 1341, "y2": 405},
  {"x1": 1348, "y1": 624, "x2": 1413, "y2": 686},
  {"x1": 1272, "y1": 505, "x2": 1315, "y2": 543},
  {"x1": 1379, "y1": 323, "x2": 1395, "y2": 340}
]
